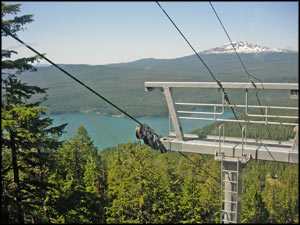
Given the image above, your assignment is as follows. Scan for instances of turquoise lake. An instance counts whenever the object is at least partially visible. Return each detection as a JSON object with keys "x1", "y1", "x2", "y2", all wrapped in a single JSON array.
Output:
[{"x1": 49, "y1": 111, "x2": 235, "y2": 151}]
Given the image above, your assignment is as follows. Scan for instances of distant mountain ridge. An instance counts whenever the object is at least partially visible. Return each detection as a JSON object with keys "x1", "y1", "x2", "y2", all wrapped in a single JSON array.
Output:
[
  {"x1": 21, "y1": 42, "x2": 298, "y2": 116},
  {"x1": 200, "y1": 41, "x2": 296, "y2": 55},
  {"x1": 31, "y1": 41, "x2": 297, "y2": 68}
]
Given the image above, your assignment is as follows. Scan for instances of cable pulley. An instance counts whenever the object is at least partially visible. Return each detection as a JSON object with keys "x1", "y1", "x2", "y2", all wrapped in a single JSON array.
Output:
[{"x1": 135, "y1": 123, "x2": 166, "y2": 153}]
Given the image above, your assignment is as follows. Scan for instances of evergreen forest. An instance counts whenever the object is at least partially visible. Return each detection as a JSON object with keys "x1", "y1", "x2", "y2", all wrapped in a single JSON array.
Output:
[{"x1": 1, "y1": 3, "x2": 298, "y2": 224}]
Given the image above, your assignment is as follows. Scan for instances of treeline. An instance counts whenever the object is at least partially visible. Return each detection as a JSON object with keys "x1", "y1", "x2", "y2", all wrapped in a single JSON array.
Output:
[
  {"x1": 2, "y1": 124, "x2": 298, "y2": 223},
  {"x1": 28, "y1": 72, "x2": 298, "y2": 117}
]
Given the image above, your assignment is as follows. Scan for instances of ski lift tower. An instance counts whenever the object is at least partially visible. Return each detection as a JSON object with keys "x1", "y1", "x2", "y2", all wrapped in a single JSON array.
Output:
[{"x1": 136, "y1": 81, "x2": 298, "y2": 224}]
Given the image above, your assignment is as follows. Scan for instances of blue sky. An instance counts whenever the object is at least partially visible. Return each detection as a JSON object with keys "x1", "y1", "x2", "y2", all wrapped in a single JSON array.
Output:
[{"x1": 2, "y1": 1, "x2": 298, "y2": 65}]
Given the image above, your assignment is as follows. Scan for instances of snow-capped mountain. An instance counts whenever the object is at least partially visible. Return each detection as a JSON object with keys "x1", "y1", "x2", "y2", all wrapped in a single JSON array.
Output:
[{"x1": 200, "y1": 41, "x2": 296, "y2": 54}]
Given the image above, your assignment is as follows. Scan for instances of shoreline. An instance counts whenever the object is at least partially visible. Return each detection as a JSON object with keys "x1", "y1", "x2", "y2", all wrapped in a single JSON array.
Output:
[{"x1": 45, "y1": 110, "x2": 167, "y2": 119}]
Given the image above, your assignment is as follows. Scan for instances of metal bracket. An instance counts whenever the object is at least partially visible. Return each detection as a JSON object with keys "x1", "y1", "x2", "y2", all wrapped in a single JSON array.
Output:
[
  {"x1": 291, "y1": 89, "x2": 298, "y2": 99},
  {"x1": 215, "y1": 151, "x2": 252, "y2": 164}
]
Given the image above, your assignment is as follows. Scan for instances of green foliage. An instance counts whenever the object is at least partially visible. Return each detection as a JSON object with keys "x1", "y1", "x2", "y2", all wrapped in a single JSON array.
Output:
[
  {"x1": 240, "y1": 159, "x2": 299, "y2": 224},
  {"x1": 1, "y1": 2, "x2": 34, "y2": 36},
  {"x1": 47, "y1": 125, "x2": 106, "y2": 224},
  {"x1": 102, "y1": 143, "x2": 222, "y2": 224},
  {"x1": 105, "y1": 143, "x2": 166, "y2": 223},
  {"x1": 1, "y1": 3, "x2": 66, "y2": 223},
  {"x1": 242, "y1": 161, "x2": 269, "y2": 223},
  {"x1": 261, "y1": 163, "x2": 299, "y2": 223},
  {"x1": 2, "y1": 120, "x2": 298, "y2": 224}
]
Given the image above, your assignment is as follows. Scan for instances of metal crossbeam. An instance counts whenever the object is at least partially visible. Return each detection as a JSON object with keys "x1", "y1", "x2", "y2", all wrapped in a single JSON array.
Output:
[
  {"x1": 159, "y1": 135, "x2": 298, "y2": 163},
  {"x1": 145, "y1": 81, "x2": 298, "y2": 90}
]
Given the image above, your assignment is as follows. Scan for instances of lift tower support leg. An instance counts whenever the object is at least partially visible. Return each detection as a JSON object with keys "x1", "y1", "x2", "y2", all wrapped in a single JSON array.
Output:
[{"x1": 220, "y1": 158, "x2": 245, "y2": 224}]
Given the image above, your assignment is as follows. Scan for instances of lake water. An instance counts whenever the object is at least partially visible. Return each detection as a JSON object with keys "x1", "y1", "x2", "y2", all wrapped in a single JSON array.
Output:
[{"x1": 49, "y1": 111, "x2": 235, "y2": 151}]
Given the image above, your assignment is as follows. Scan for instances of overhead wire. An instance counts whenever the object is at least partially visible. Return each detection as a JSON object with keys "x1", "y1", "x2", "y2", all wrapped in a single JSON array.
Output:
[
  {"x1": 155, "y1": 1, "x2": 242, "y2": 131},
  {"x1": 3, "y1": 26, "x2": 219, "y2": 183},
  {"x1": 2, "y1": 28, "x2": 144, "y2": 127},
  {"x1": 156, "y1": 2, "x2": 217, "y2": 82},
  {"x1": 3, "y1": 4, "x2": 233, "y2": 183},
  {"x1": 208, "y1": 1, "x2": 272, "y2": 138},
  {"x1": 155, "y1": 1, "x2": 238, "y2": 183},
  {"x1": 208, "y1": 2, "x2": 263, "y2": 83}
]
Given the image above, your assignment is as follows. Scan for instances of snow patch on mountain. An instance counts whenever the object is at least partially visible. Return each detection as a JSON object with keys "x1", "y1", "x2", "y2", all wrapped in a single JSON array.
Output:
[{"x1": 200, "y1": 41, "x2": 296, "y2": 54}]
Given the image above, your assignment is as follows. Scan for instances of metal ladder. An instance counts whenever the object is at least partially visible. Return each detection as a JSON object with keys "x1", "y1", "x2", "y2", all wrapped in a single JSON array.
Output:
[{"x1": 221, "y1": 157, "x2": 241, "y2": 224}]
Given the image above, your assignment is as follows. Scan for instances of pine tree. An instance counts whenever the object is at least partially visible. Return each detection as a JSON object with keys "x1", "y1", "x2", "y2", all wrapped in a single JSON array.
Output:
[
  {"x1": 105, "y1": 143, "x2": 181, "y2": 223},
  {"x1": 242, "y1": 161, "x2": 269, "y2": 223},
  {"x1": 280, "y1": 164, "x2": 299, "y2": 223},
  {"x1": 49, "y1": 125, "x2": 105, "y2": 223},
  {"x1": 178, "y1": 154, "x2": 220, "y2": 223},
  {"x1": 1, "y1": 3, "x2": 66, "y2": 223}
]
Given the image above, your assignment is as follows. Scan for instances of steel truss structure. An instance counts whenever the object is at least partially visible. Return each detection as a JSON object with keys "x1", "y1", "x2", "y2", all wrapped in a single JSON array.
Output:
[{"x1": 140, "y1": 81, "x2": 298, "y2": 224}]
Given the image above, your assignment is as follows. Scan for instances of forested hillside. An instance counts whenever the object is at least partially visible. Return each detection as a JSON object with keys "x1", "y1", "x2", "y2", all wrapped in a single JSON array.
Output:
[
  {"x1": 2, "y1": 124, "x2": 298, "y2": 223},
  {"x1": 22, "y1": 52, "x2": 298, "y2": 116}
]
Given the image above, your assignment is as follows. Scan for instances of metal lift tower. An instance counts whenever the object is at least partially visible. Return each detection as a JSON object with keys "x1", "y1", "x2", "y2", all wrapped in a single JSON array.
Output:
[{"x1": 136, "y1": 82, "x2": 298, "y2": 224}]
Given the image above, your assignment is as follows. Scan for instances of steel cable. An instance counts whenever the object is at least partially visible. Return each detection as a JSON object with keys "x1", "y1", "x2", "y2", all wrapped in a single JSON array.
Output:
[
  {"x1": 155, "y1": 2, "x2": 237, "y2": 183},
  {"x1": 2, "y1": 28, "x2": 143, "y2": 126},
  {"x1": 208, "y1": 1, "x2": 272, "y2": 138},
  {"x1": 155, "y1": 1, "x2": 242, "y2": 129}
]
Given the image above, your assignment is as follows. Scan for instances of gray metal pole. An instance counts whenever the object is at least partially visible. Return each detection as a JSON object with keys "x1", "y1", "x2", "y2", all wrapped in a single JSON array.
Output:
[{"x1": 222, "y1": 160, "x2": 243, "y2": 223}]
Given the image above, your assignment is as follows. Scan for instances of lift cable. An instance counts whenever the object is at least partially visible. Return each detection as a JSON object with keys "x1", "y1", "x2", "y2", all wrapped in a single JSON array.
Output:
[
  {"x1": 3, "y1": 27, "x2": 221, "y2": 183},
  {"x1": 155, "y1": 1, "x2": 242, "y2": 130},
  {"x1": 155, "y1": 1, "x2": 242, "y2": 183},
  {"x1": 2, "y1": 28, "x2": 144, "y2": 127},
  {"x1": 5, "y1": 8, "x2": 226, "y2": 185},
  {"x1": 208, "y1": 1, "x2": 272, "y2": 138},
  {"x1": 208, "y1": 2, "x2": 263, "y2": 83},
  {"x1": 156, "y1": 2, "x2": 217, "y2": 82}
]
